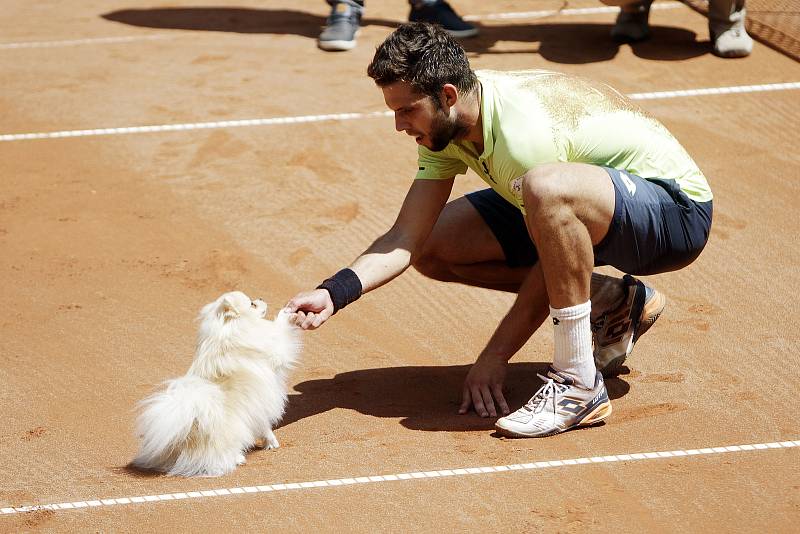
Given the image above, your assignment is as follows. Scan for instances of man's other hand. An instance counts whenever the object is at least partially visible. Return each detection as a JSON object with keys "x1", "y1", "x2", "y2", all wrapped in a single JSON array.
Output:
[{"x1": 459, "y1": 355, "x2": 510, "y2": 418}]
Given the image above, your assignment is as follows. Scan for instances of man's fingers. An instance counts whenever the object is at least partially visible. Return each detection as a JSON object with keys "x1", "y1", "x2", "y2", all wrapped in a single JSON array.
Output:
[
  {"x1": 492, "y1": 384, "x2": 510, "y2": 415},
  {"x1": 458, "y1": 387, "x2": 472, "y2": 414},
  {"x1": 301, "y1": 312, "x2": 317, "y2": 330},
  {"x1": 470, "y1": 387, "x2": 488, "y2": 417},
  {"x1": 479, "y1": 387, "x2": 497, "y2": 418}
]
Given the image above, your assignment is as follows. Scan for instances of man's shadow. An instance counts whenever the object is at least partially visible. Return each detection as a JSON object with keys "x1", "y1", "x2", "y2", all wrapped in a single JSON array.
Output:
[
  {"x1": 102, "y1": 7, "x2": 708, "y2": 63},
  {"x1": 282, "y1": 362, "x2": 630, "y2": 432}
]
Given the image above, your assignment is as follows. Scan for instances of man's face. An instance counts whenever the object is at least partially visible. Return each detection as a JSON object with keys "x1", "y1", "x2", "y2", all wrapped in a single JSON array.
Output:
[{"x1": 381, "y1": 81, "x2": 458, "y2": 152}]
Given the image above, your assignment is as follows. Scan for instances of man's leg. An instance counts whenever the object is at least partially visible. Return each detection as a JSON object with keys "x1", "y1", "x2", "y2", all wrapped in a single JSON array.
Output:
[
  {"x1": 413, "y1": 195, "x2": 530, "y2": 292},
  {"x1": 495, "y1": 163, "x2": 616, "y2": 438},
  {"x1": 709, "y1": 0, "x2": 753, "y2": 57},
  {"x1": 318, "y1": 0, "x2": 363, "y2": 51},
  {"x1": 415, "y1": 189, "x2": 662, "y2": 375},
  {"x1": 408, "y1": 1, "x2": 478, "y2": 38},
  {"x1": 600, "y1": 0, "x2": 653, "y2": 42}
]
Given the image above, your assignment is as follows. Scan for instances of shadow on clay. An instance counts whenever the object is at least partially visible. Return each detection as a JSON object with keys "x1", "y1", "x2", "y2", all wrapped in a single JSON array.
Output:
[
  {"x1": 281, "y1": 362, "x2": 631, "y2": 433},
  {"x1": 101, "y1": 7, "x2": 398, "y2": 39},
  {"x1": 463, "y1": 22, "x2": 709, "y2": 63},
  {"x1": 101, "y1": 7, "x2": 710, "y2": 63}
]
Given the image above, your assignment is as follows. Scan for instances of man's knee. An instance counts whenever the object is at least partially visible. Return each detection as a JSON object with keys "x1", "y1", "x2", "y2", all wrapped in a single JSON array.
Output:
[
  {"x1": 520, "y1": 164, "x2": 571, "y2": 216},
  {"x1": 411, "y1": 239, "x2": 449, "y2": 280}
]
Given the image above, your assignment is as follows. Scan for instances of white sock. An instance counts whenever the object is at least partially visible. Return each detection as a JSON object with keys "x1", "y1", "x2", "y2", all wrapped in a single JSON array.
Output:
[{"x1": 550, "y1": 301, "x2": 596, "y2": 388}]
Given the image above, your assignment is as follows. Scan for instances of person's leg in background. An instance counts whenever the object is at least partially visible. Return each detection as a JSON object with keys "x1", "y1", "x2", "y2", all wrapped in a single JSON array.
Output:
[
  {"x1": 709, "y1": 0, "x2": 752, "y2": 57},
  {"x1": 600, "y1": 0, "x2": 654, "y2": 43},
  {"x1": 601, "y1": 0, "x2": 752, "y2": 57},
  {"x1": 408, "y1": 0, "x2": 478, "y2": 38},
  {"x1": 318, "y1": 0, "x2": 363, "y2": 51},
  {"x1": 318, "y1": 0, "x2": 477, "y2": 52}
]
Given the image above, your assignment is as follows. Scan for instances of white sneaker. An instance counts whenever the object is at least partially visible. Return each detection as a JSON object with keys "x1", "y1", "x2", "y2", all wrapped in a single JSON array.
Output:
[
  {"x1": 495, "y1": 368, "x2": 612, "y2": 438},
  {"x1": 712, "y1": 24, "x2": 753, "y2": 58}
]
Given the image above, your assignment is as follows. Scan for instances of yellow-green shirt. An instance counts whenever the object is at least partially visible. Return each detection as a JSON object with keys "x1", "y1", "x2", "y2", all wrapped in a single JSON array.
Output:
[{"x1": 416, "y1": 70, "x2": 713, "y2": 211}]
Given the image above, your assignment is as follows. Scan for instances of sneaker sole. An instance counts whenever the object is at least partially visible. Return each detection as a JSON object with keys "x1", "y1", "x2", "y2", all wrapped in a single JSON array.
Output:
[
  {"x1": 318, "y1": 29, "x2": 361, "y2": 51},
  {"x1": 445, "y1": 28, "x2": 479, "y2": 39},
  {"x1": 495, "y1": 401, "x2": 613, "y2": 438},
  {"x1": 601, "y1": 287, "x2": 666, "y2": 378},
  {"x1": 318, "y1": 39, "x2": 357, "y2": 51}
]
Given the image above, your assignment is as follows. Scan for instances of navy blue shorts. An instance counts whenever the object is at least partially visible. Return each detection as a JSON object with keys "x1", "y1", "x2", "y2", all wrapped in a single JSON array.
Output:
[{"x1": 465, "y1": 167, "x2": 713, "y2": 276}]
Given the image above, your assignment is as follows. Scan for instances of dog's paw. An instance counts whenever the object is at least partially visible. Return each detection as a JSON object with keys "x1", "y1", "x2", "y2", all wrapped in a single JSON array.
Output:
[
  {"x1": 266, "y1": 436, "x2": 280, "y2": 450},
  {"x1": 277, "y1": 307, "x2": 300, "y2": 327},
  {"x1": 236, "y1": 453, "x2": 246, "y2": 465}
]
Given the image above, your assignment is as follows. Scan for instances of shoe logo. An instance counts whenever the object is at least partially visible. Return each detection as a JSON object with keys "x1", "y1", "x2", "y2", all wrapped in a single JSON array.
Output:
[
  {"x1": 552, "y1": 317, "x2": 560, "y2": 326},
  {"x1": 558, "y1": 398, "x2": 586, "y2": 415},
  {"x1": 592, "y1": 390, "x2": 607, "y2": 404},
  {"x1": 419, "y1": 166, "x2": 425, "y2": 171},
  {"x1": 601, "y1": 308, "x2": 632, "y2": 346},
  {"x1": 620, "y1": 173, "x2": 637, "y2": 196}
]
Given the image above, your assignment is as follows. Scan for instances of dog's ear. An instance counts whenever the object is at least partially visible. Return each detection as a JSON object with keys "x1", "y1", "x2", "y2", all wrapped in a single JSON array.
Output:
[{"x1": 220, "y1": 295, "x2": 241, "y2": 321}]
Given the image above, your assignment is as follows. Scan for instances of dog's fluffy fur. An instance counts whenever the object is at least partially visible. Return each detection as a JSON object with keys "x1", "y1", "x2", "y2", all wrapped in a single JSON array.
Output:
[{"x1": 132, "y1": 291, "x2": 301, "y2": 477}]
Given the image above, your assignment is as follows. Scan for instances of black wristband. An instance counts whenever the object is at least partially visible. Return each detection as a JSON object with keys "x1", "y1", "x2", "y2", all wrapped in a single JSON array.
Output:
[{"x1": 316, "y1": 268, "x2": 362, "y2": 314}]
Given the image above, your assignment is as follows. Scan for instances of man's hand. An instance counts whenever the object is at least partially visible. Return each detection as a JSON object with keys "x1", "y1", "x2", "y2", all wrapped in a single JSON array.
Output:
[
  {"x1": 459, "y1": 355, "x2": 510, "y2": 418},
  {"x1": 285, "y1": 289, "x2": 334, "y2": 330}
]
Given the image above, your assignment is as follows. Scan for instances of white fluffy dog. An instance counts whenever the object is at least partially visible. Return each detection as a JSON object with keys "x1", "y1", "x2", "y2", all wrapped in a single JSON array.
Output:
[{"x1": 132, "y1": 291, "x2": 301, "y2": 477}]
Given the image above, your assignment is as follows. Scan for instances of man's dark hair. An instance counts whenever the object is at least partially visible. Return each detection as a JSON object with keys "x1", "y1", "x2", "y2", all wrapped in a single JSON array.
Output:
[{"x1": 367, "y1": 22, "x2": 478, "y2": 105}]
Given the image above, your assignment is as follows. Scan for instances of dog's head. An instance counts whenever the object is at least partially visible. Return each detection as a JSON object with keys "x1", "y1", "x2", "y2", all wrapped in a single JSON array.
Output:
[
  {"x1": 192, "y1": 291, "x2": 300, "y2": 377},
  {"x1": 204, "y1": 291, "x2": 268, "y2": 322}
]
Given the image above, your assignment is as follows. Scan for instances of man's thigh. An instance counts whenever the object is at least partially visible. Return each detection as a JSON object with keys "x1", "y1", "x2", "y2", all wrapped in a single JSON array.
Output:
[
  {"x1": 463, "y1": 189, "x2": 539, "y2": 267},
  {"x1": 595, "y1": 167, "x2": 713, "y2": 275},
  {"x1": 422, "y1": 194, "x2": 510, "y2": 265}
]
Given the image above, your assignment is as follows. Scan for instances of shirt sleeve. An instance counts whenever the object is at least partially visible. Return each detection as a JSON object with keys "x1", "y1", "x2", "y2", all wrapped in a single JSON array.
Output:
[{"x1": 415, "y1": 145, "x2": 468, "y2": 180}]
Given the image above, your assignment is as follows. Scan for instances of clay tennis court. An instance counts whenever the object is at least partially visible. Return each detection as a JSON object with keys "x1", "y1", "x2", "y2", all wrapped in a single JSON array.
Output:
[{"x1": 2, "y1": 0, "x2": 799, "y2": 531}]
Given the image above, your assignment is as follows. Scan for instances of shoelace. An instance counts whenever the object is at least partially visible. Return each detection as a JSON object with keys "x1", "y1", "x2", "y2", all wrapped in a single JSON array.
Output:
[{"x1": 522, "y1": 373, "x2": 569, "y2": 415}]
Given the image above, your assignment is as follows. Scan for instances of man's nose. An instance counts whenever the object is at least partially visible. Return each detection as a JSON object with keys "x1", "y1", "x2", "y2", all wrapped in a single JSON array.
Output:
[{"x1": 394, "y1": 113, "x2": 407, "y2": 132}]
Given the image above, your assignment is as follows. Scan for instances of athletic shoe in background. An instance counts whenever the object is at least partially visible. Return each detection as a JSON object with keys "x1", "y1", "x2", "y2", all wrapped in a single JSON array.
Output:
[{"x1": 318, "y1": 0, "x2": 362, "y2": 51}]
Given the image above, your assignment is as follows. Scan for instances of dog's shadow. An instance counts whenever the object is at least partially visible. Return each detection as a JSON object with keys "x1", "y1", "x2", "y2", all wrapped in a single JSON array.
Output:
[{"x1": 281, "y1": 362, "x2": 631, "y2": 432}]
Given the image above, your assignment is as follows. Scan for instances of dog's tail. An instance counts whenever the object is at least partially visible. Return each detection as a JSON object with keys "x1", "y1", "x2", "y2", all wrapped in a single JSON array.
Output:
[{"x1": 132, "y1": 376, "x2": 228, "y2": 476}]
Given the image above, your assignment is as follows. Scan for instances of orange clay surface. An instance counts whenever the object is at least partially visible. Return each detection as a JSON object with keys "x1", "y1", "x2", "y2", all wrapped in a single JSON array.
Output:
[{"x1": 1, "y1": 0, "x2": 799, "y2": 531}]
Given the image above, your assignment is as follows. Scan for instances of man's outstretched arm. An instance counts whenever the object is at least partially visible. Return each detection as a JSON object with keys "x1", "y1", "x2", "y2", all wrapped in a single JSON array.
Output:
[{"x1": 286, "y1": 177, "x2": 455, "y2": 329}]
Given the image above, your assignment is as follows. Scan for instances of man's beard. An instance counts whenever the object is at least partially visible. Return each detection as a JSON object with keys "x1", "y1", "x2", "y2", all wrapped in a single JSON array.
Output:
[{"x1": 427, "y1": 110, "x2": 470, "y2": 152}]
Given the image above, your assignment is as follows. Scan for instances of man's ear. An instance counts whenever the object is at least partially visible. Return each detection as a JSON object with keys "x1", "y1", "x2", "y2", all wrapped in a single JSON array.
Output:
[{"x1": 441, "y1": 84, "x2": 459, "y2": 108}]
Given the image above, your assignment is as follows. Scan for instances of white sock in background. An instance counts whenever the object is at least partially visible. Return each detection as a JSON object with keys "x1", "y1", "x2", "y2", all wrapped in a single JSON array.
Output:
[{"x1": 550, "y1": 301, "x2": 596, "y2": 388}]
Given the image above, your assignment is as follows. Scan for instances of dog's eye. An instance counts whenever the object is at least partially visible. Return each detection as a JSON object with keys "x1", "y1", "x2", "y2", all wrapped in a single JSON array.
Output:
[{"x1": 251, "y1": 301, "x2": 257, "y2": 308}]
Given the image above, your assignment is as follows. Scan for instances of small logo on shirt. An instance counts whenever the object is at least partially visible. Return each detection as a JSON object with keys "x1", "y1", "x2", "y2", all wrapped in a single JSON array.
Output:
[{"x1": 419, "y1": 166, "x2": 425, "y2": 171}]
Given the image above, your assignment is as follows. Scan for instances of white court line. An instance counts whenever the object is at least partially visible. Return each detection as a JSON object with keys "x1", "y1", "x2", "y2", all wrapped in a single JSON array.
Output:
[
  {"x1": 0, "y1": 34, "x2": 173, "y2": 49},
  {"x1": 1, "y1": 81, "x2": 799, "y2": 143},
  {"x1": 464, "y1": 2, "x2": 681, "y2": 21},
  {"x1": 1, "y1": 439, "x2": 797, "y2": 516}
]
